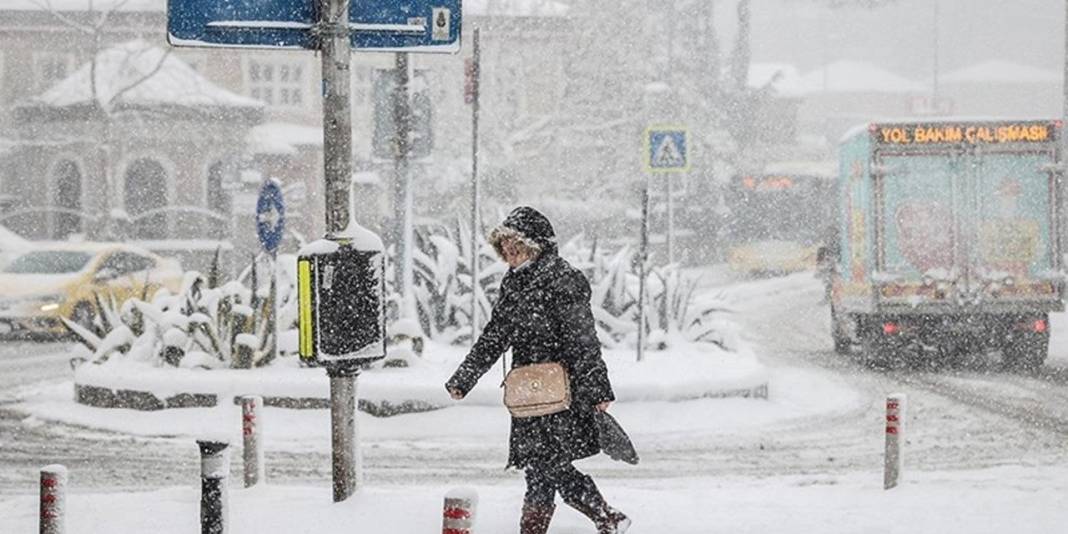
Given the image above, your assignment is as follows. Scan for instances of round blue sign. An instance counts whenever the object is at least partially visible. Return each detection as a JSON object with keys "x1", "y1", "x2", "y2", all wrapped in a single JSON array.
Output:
[{"x1": 256, "y1": 179, "x2": 286, "y2": 254}]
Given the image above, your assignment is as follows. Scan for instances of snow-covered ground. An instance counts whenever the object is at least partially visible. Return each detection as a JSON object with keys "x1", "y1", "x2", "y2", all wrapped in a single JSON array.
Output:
[{"x1": 1, "y1": 270, "x2": 1067, "y2": 533}]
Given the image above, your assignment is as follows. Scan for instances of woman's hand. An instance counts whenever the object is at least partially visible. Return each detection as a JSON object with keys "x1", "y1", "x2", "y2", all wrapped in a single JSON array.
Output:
[
  {"x1": 448, "y1": 388, "x2": 465, "y2": 400},
  {"x1": 595, "y1": 401, "x2": 611, "y2": 412}
]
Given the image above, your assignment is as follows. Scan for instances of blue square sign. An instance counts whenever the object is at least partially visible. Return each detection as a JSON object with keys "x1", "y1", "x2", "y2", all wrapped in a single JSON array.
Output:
[{"x1": 645, "y1": 127, "x2": 689, "y2": 172}]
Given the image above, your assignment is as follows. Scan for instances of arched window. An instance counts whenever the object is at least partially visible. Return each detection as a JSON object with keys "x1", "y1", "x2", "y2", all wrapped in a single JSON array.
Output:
[
  {"x1": 52, "y1": 160, "x2": 82, "y2": 240},
  {"x1": 124, "y1": 158, "x2": 168, "y2": 239}
]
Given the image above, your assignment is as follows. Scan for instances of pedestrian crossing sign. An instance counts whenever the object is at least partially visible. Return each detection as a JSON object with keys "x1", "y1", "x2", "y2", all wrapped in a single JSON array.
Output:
[{"x1": 645, "y1": 127, "x2": 689, "y2": 172}]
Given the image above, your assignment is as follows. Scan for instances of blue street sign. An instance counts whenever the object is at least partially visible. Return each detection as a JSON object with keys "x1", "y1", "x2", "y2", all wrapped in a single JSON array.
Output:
[
  {"x1": 168, "y1": 0, "x2": 462, "y2": 53},
  {"x1": 167, "y1": 0, "x2": 316, "y2": 50},
  {"x1": 645, "y1": 127, "x2": 689, "y2": 173},
  {"x1": 256, "y1": 179, "x2": 287, "y2": 254}
]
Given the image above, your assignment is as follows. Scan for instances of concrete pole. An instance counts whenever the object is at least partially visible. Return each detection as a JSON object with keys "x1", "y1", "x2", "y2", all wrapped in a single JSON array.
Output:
[
  {"x1": 241, "y1": 395, "x2": 264, "y2": 488},
  {"x1": 442, "y1": 488, "x2": 478, "y2": 534},
  {"x1": 39, "y1": 465, "x2": 67, "y2": 534},
  {"x1": 884, "y1": 393, "x2": 906, "y2": 490},
  {"x1": 318, "y1": 0, "x2": 360, "y2": 503}
]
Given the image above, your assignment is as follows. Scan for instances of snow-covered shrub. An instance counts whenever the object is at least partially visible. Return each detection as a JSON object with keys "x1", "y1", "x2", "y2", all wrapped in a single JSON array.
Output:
[
  {"x1": 560, "y1": 238, "x2": 732, "y2": 351},
  {"x1": 65, "y1": 252, "x2": 298, "y2": 369}
]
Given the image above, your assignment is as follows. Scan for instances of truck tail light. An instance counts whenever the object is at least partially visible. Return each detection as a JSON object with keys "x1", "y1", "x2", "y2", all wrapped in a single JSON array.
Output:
[
  {"x1": 1033, "y1": 319, "x2": 1047, "y2": 333},
  {"x1": 883, "y1": 322, "x2": 900, "y2": 335}
]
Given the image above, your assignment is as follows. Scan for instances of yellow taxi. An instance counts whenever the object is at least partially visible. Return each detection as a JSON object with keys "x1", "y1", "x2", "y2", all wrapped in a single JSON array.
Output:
[{"x1": 0, "y1": 242, "x2": 183, "y2": 336}]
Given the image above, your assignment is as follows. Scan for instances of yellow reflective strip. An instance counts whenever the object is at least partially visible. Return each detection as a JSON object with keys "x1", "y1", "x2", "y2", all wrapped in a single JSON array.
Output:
[{"x1": 298, "y1": 259, "x2": 313, "y2": 358}]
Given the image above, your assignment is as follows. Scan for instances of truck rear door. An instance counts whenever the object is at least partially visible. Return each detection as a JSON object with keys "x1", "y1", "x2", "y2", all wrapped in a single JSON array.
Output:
[
  {"x1": 876, "y1": 152, "x2": 962, "y2": 291},
  {"x1": 967, "y1": 148, "x2": 1062, "y2": 306}
]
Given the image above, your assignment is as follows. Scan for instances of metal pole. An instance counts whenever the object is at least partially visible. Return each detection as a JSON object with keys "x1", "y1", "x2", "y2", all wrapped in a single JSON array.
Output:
[
  {"x1": 196, "y1": 440, "x2": 230, "y2": 534},
  {"x1": 320, "y1": 0, "x2": 351, "y2": 236},
  {"x1": 318, "y1": 0, "x2": 360, "y2": 503},
  {"x1": 667, "y1": 174, "x2": 674, "y2": 264},
  {"x1": 329, "y1": 367, "x2": 361, "y2": 501},
  {"x1": 392, "y1": 52, "x2": 414, "y2": 318},
  {"x1": 932, "y1": 0, "x2": 940, "y2": 97},
  {"x1": 470, "y1": 28, "x2": 482, "y2": 345},
  {"x1": 637, "y1": 182, "x2": 649, "y2": 362},
  {"x1": 268, "y1": 251, "x2": 278, "y2": 364}
]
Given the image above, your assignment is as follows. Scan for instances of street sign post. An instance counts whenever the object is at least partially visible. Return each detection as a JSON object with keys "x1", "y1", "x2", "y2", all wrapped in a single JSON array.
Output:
[
  {"x1": 256, "y1": 179, "x2": 286, "y2": 371},
  {"x1": 169, "y1": 0, "x2": 463, "y2": 505},
  {"x1": 256, "y1": 179, "x2": 286, "y2": 254},
  {"x1": 644, "y1": 126, "x2": 688, "y2": 264},
  {"x1": 167, "y1": 0, "x2": 461, "y2": 52}
]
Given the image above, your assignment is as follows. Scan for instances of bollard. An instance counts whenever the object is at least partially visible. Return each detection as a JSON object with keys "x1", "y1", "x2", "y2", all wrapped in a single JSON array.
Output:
[
  {"x1": 884, "y1": 393, "x2": 906, "y2": 490},
  {"x1": 442, "y1": 488, "x2": 478, "y2": 534},
  {"x1": 197, "y1": 440, "x2": 231, "y2": 534},
  {"x1": 39, "y1": 465, "x2": 67, "y2": 534},
  {"x1": 241, "y1": 395, "x2": 264, "y2": 488}
]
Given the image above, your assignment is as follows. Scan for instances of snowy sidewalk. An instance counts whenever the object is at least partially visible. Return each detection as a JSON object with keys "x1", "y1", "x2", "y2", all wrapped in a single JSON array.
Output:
[{"x1": 2, "y1": 466, "x2": 1066, "y2": 533}]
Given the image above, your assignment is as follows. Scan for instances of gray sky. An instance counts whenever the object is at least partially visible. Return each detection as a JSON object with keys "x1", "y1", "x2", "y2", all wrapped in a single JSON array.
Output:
[{"x1": 714, "y1": 0, "x2": 1062, "y2": 83}]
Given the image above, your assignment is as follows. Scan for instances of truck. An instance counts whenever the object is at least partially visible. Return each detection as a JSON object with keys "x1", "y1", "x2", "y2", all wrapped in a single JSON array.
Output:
[{"x1": 829, "y1": 119, "x2": 1065, "y2": 369}]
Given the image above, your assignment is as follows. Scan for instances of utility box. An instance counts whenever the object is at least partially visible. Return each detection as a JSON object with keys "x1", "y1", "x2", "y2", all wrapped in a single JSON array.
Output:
[{"x1": 297, "y1": 238, "x2": 386, "y2": 368}]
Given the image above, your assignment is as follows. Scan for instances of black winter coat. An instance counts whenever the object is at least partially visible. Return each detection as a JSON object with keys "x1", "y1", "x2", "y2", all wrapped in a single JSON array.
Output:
[{"x1": 446, "y1": 250, "x2": 615, "y2": 468}]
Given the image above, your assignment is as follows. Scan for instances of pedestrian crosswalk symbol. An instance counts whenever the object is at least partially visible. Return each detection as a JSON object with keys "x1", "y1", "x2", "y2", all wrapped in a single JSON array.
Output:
[{"x1": 646, "y1": 127, "x2": 689, "y2": 172}]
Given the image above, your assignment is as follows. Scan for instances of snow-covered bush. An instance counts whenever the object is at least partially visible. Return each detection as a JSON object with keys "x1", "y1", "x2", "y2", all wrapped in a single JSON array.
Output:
[
  {"x1": 561, "y1": 238, "x2": 733, "y2": 351},
  {"x1": 66, "y1": 251, "x2": 296, "y2": 369}
]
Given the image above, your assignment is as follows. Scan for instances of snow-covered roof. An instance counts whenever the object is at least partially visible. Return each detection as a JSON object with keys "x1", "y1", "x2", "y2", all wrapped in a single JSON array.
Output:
[
  {"x1": 27, "y1": 40, "x2": 261, "y2": 111},
  {"x1": 247, "y1": 122, "x2": 323, "y2": 156},
  {"x1": 793, "y1": 60, "x2": 924, "y2": 95},
  {"x1": 748, "y1": 63, "x2": 803, "y2": 95},
  {"x1": 941, "y1": 60, "x2": 1061, "y2": 85},
  {"x1": 2, "y1": 0, "x2": 161, "y2": 12},
  {"x1": 29, "y1": 40, "x2": 261, "y2": 111}
]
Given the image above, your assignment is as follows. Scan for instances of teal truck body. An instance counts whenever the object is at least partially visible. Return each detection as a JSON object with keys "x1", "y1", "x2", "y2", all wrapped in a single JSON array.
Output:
[{"x1": 830, "y1": 119, "x2": 1065, "y2": 367}]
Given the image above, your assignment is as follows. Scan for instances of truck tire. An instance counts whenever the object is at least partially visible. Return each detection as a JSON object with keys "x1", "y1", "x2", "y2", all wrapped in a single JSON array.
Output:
[
  {"x1": 1004, "y1": 336, "x2": 1049, "y2": 372},
  {"x1": 857, "y1": 329, "x2": 893, "y2": 369},
  {"x1": 830, "y1": 307, "x2": 851, "y2": 355}
]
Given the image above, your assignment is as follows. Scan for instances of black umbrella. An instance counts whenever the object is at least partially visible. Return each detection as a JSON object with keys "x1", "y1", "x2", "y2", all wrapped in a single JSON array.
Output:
[{"x1": 595, "y1": 411, "x2": 639, "y2": 465}]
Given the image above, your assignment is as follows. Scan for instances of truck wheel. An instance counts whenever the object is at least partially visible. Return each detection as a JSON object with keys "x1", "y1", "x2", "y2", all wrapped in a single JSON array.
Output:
[
  {"x1": 857, "y1": 331, "x2": 893, "y2": 369},
  {"x1": 1004, "y1": 336, "x2": 1048, "y2": 372},
  {"x1": 831, "y1": 307, "x2": 851, "y2": 355}
]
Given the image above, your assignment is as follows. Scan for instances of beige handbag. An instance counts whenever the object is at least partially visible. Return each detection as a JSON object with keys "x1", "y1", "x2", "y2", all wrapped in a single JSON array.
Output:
[{"x1": 502, "y1": 362, "x2": 572, "y2": 418}]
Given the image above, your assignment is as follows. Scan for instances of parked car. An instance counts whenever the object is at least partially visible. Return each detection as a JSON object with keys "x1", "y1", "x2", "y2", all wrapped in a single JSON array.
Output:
[
  {"x1": 0, "y1": 243, "x2": 183, "y2": 337},
  {"x1": 0, "y1": 222, "x2": 30, "y2": 268}
]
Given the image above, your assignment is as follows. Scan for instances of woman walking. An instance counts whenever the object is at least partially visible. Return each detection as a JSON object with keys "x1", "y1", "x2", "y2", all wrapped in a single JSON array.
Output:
[{"x1": 445, "y1": 207, "x2": 631, "y2": 534}]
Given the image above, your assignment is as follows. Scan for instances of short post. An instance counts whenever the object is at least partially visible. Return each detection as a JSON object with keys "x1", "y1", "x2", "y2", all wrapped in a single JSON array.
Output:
[
  {"x1": 197, "y1": 440, "x2": 231, "y2": 534},
  {"x1": 442, "y1": 488, "x2": 478, "y2": 534},
  {"x1": 39, "y1": 464, "x2": 67, "y2": 534},
  {"x1": 241, "y1": 395, "x2": 264, "y2": 488},
  {"x1": 884, "y1": 393, "x2": 906, "y2": 490}
]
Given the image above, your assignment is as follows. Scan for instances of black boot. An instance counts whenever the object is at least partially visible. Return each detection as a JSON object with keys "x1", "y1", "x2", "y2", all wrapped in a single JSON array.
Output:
[
  {"x1": 520, "y1": 502, "x2": 555, "y2": 534},
  {"x1": 560, "y1": 474, "x2": 631, "y2": 534}
]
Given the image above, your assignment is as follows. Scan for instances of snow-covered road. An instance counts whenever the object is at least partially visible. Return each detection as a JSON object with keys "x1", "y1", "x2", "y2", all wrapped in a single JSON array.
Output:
[{"x1": 2, "y1": 271, "x2": 1067, "y2": 499}]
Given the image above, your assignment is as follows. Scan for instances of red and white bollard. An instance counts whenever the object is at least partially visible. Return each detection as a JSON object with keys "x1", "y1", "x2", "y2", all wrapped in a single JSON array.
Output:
[
  {"x1": 884, "y1": 393, "x2": 907, "y2": 490},
  {"x1": 442, "y1": 488, "x2": 478, "y2": 534},
  {"x1": 241, "y1": 395, "x2": 264, "y2": 488},
  {"x1": 40, "y1": 464, "x2": 67, "y2": 534}
]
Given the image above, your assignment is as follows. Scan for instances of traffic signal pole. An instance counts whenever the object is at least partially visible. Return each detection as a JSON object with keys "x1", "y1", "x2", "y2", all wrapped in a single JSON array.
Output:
[
  {"x1": 318, "y1": 0, "x2": 360, "y2": 503},
  {"x1": 392, "y1": 52, "x2": 415, "y2": 320}
]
